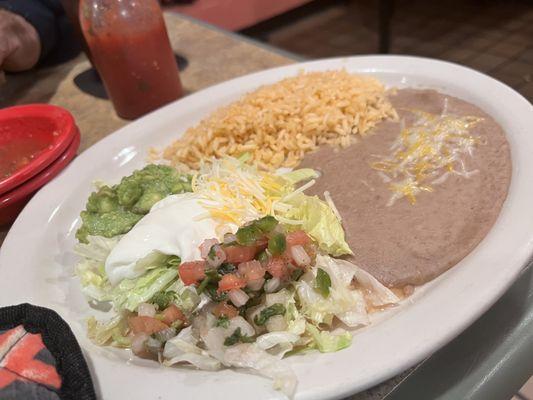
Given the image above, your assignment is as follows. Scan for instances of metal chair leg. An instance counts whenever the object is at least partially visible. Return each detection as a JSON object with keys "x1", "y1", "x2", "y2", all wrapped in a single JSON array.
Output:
[{"x1": 378, "y1": 0, "x2": 394, "y2": 53}]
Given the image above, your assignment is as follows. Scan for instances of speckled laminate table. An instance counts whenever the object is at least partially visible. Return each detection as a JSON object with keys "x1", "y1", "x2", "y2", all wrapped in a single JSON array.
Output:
[{"x1": 0, "y1": 12, "x2": 531, "y2": 400}]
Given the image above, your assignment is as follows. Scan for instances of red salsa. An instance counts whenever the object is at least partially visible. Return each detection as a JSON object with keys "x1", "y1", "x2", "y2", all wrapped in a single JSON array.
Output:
[
  {"x1": 0, "y1": 118, "x2": 54, "y2": 180},
  {"x1": 80, "y1": 0, "x2": 182, "y2": 120}
]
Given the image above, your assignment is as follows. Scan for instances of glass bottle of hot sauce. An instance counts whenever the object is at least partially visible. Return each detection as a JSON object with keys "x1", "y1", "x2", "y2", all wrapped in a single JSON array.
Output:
[{"x1": 79, "y1": 0, "x2": 183, "y2": 120}]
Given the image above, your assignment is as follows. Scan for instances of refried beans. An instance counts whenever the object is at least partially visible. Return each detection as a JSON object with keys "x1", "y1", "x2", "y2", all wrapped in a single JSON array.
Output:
[{"x1": 300, "y1": 89, "x2": 512, "y2": 287}]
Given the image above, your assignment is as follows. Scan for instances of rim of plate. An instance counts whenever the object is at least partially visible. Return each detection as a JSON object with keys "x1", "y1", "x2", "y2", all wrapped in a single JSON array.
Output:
[{"x1": 1, "y1": 55, "x2": 533, "y2": 400}]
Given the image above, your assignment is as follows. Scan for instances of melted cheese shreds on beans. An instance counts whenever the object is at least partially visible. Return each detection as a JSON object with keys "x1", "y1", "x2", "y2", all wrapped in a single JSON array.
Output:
[{"x1": 371, "y1": 109, "x2": 483, "y2": 206}]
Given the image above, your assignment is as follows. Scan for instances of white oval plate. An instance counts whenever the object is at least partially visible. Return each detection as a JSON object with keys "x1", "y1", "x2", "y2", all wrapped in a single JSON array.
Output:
[{"x1": 1, "y1": 56, "x2": 532, "y2": 400}]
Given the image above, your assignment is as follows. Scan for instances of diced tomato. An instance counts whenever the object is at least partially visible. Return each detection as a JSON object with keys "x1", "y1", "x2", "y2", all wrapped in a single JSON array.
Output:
[
  {"x1": 266, "y1": 257, "x2": 289, "y2": 278},
  {"x1": 128, "y1": 316, "x2": 168, "y2": 335},
  {"x1": 224, "y1": 245, "x2": 258, "y2": 263},
  {"x1": 217, "y1": 273, "x2": 247, "y2": 292},
  {"x1": 179, "y1": 261, "x2": 206, "y2": 285},
  {"x1": 238, "y1": 260, "x2": 265, "y2": 281},
  {"x1": 161, "y1": 304, "x2": 187, "y2": 326},
  {"x1": 212, "y1": 302, "x2": 239, "y2": 318},
  {"x1": 286, "y1": 230, "x2": 311, "y2": 246}
]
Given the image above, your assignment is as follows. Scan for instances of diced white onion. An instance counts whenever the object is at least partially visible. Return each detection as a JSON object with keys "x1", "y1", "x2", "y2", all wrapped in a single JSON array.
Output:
[
  {"x1": 131, "y1": 333, "x2": 149, "y2": 356},
  {"x1": 223, "y1": 233, "x2": 237, "y2": 244},
  {"x1": 265, "y1": 289, "x2": 291, "y2": 306},
  {"x1": 200, "y1": 238, "x2": 218, "y2": 258},
  {"x1": 228, "y1": 289, "x2": 249, "y2": 308},
  {"x1": 202, "y1": 333, "x2": 219, "y2": 362},
  {"x1": 265, "y1": 315, "x2": 287, "y2": 332},
  {"x1": 290, "y1": 245, "x2": 310, "y2": 266},
  {"x1": 192, "y1": 312, "x2": 217, "y2": 339},
  {"x1": 206, "y1": 257, "x2": 219, "y2": 268},
  {"x1": 137, "y1": 302, "x2": 156, "y2": 317},
  {"x1": 273, "y1": 224, "x2": 286, "y2": 235},
  {"x1": 229, "y1": 316, "x2": 256, "y2": 337},
  {"x1": 204, "y1": 316, "x2": 256, "y2": 362},
  {"x1": 154, "y1": 327, "x2": 177, "y2": 342},
  {"x1": 258, "y1": 250, "x2": 272, "y2": 267},
  {"x1": 146, "y1": 337, "x2": 162, "y2": 354},
  {"x1": 264, "y1": 278, "x2": 281, "y2": 293},
  {"x1": 206, "y1": 245, "x2": 226, "y2": 268},
  {"x1": 247, "y1": 278, "x2": 265, "y2": 291},
  {"x1": 247, "y1": 306, "x2": 266, "y2": 330}
]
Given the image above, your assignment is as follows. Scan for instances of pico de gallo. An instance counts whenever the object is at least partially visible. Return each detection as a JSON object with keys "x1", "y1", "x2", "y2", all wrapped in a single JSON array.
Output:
[
  {"x1": 126, "y1": 216, "x2": 318, "y2": 356},
  {"x1": 75, "y1": 161, "x2": 399, "y2": 398}
]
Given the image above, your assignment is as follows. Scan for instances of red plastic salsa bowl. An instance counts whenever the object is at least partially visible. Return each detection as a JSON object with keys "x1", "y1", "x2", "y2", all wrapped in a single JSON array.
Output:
[
  {"x1": 0, "y1": 127, "x2": 80, "y2": 226},
  {"x1": 0, "y1": 104, "x2": 77, "y2": 195}
]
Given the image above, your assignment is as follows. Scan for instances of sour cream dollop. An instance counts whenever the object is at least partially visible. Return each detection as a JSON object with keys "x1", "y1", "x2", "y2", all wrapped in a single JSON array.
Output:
[{"x1": 105, "y1": 193, "x2": 217, "y2": 286}]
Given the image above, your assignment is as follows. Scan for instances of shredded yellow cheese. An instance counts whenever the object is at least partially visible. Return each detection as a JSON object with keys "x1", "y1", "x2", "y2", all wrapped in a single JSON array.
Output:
[
  {"x1": 371, "y1": 109, "x2": 483, "y2": 205},
  {"x1": 191, "y1": 157, "x2": 311, "y2": 229}
]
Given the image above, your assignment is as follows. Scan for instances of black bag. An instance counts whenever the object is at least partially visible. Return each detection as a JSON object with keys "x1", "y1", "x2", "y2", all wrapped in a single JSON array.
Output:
[{"x1": 0, "y1": 303, "x2": 96, "y2": 400}]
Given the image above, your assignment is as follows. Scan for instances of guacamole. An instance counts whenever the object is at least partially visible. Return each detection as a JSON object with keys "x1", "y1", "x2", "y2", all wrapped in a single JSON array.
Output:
[{"x1": 76, "y1": 164, "x2": 192, "y2": 243}]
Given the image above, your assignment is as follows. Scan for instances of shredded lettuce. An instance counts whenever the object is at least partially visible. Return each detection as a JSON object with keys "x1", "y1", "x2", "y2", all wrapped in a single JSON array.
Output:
[
  {"x1": 75, "y1": 235, "x2": 122, "y2": 302},
  {"x1": 164, "y1": 280, "x2": 201, "y2": 314},
  {"x1": 75, "y1": 234, "x2": 187, "y2": 312},
  {"x1": 338, "y1": 258, "x2": 400, "y2": 307},
  {"x1": 294, "y1": 255, "x2": 399, "y2": 327},
  {"x1": 256, "y1": 332, "x2": 300, "y2": 358},
  {"x1": 112, "y1": 267, "x2": 179, "y2": 312},
  {"x1": 166, "y1": 314, "x2": 298, "y2": 396},
  {"x1": 284, "y1": 194, "x2": 352, "y2": 256},
  {"x1": 87, "y1": 315, "x2": 130, "y2": 348},
  {"x1": 265, "y1": 289, "x2": 306, "y2": 336},
  {"x1": 281, "y1": 169, "x2": 319, "y2": 185},
  {"x1": 76, "y1": 260, "x2": 112, "y2": 302},
  {"x1": 163, "y1": 327, "x2": 221, "y2": 371},
  {"x1": 295, "y1": 255, "x2": 369, "y2": 327},
  {"x1": 243, "y1": 289, "x2": 307, "y2": 360},
  {"x1": 75, "y1": 235, "x2": 122, "y2": 262},
  {"x1": 306, "y1": 324, "x2": 352, "y2": 353},
  {"x1": 223, "y1": 343, "x2": 297, "y2": 397}
]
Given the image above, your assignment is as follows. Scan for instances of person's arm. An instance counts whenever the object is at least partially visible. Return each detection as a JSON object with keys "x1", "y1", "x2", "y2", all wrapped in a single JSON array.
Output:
[{"x1": 0, "y1": 0, "x2": 64, "y2": 72}]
